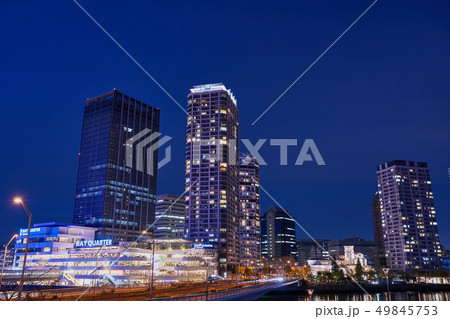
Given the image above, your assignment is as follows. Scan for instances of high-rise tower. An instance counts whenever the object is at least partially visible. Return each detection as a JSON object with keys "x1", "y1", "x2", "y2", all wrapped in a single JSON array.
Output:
[
  {"x1": 73, "y1": 90, "x2": 160, "y2": 242},
  {"x1": 261, "y1": 206, "x2": 297, "y2": 259},
  {"x1": 371, "y1": 191, "x2": 383, "y2": 250},
  {"x1": 185, "y1": 83, "x2": 239, "y2": 274},
  {"x1": 376, "y1": 160, "x2": 442, "y2": 271},
  {"x1": 238, "y1": 155, "x2": 261, "y2": 269}
]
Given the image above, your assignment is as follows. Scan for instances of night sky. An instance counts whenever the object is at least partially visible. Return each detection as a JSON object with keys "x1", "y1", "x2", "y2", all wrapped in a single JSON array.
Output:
[{"x1": 1, "y1": 0, "x2": 449, "y2": 247}]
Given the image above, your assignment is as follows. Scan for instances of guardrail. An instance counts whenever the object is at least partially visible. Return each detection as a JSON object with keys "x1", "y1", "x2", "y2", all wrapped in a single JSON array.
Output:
[{"x1": 152, "y1": 281, "x2": 286, "y2": 301}]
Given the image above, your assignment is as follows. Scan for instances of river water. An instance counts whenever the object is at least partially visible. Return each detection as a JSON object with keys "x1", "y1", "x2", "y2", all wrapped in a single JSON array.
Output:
[{"x1": 258, "y1": 291, "x2": 450, "y2": 301}]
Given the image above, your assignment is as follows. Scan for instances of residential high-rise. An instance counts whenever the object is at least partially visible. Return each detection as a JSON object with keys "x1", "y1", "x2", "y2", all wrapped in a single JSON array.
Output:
[
  {"x1": 376, "y1": 160, "x2": 442, "y2": 271},
  {"x1": 73, "y1": 90, "x2": 160, "y2": 242},
  {"x1": 238, "y1": 155, "x2": 261, "y2": 269},
  {"x1": 261, "y1": 206, "x2": 297, "y2": 259},
  {"x1": 371, "y1": 191, "x2": 383, "y2": 250},
  {"x1": 185, "y1": 83, "x2": 239, "y2": 274},
  {"x1": 154, "y1": 194, "x2": 186, "y2": 239}
]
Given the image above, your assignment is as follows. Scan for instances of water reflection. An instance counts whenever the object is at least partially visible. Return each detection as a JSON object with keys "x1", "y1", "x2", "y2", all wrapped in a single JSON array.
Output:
[
  {"x1": 259, "y1": 291, "x2": 450, "y2": 301},
  {"x1": 301, "y1": 291, "x2": 450, "y2": 301}
]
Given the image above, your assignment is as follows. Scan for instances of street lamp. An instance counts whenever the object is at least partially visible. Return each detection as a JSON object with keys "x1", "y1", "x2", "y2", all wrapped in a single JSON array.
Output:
[
  {"x1": 94, "y1": 245, "x2": 106, "y2": 293},
  {"x1": 0, "y1": 234, "x2": 18, "y2": 289},
  {"x1": 235, "y1": 261, "x2": 241, "y2": 288},
  {"x1": 382, "y1": 268, "x2": 390, "y2": 301},
  {"x1": 13, "y1": 197, "x2": 32, "y2": 301},
  {"x1": 142, "y1": 230, "x2": 156, "y2": 299},
  {"x1": 204, "y1": 255, "x2": 214, "y2": 301}
]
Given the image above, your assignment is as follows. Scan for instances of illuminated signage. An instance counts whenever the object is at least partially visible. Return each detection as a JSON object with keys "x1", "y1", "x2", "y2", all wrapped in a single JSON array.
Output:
[
  {"x1": 19, "y1": 228, "x2": 42, "y2": 236},
  {"x1": 75, "y1": 239, "x2": 112, "y2": 248},
  {"x1": 194, "y1": 243, "x2": 214, "y2": 249}
]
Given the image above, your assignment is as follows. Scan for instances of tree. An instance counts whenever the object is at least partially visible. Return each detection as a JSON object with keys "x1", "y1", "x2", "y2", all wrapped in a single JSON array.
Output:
[
  {"x1": 427, "y1": 270, "x2": 449, "y2": 278},
  {"x1": 298, "y1": 265, "x2": 312, "y2": 279},
  {"x1": 354, "y1": 259, "x2": 363, "y2": 282},
  {"x1": 244, "y1": 267, "x2": 253, "y2": 278},
  {"x1": 331, "y1": 256, "x2": 339, "y2": 273},
  {"x1": 333, "y1": 269, "x2": 345, "y2": 281},
  {"x1": 366, "y1": 269, "x2": 378, "y2": 281},
  {"x1": 284, "y1": 265, "x2": 292, "y2": 276}
]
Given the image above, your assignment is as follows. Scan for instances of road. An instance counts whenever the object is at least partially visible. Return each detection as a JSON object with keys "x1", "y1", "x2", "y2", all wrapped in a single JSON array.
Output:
[{"x1": 3, "y1": 280, "x2": 275, "y2": 301}]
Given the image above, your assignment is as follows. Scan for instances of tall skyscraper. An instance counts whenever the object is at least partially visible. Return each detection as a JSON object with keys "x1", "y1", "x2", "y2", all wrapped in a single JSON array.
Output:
[
  {"x1": 371, "y1": 191, "x2": 383, "y2": 250},
  {"x1": 238, "y1": 155, "x2": 261, "y2": 269},
  {"x1": 261, "y1": 206, "x2": 297, "y2": 259},
  {"x1": 154, "y1": 194, "x2": 186, "y2": 239},
  {"x1": 185, "y1": 83, "x2": 239, "y2": 274},
  {"x1": 73, "y1": 90, "x2": 160, "y2": 242},
  {"x1": 376, "y1": 160, "x2": 442, "y2": 271}
]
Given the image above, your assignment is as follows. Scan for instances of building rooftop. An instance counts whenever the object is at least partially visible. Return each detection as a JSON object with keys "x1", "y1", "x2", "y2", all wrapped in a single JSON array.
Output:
[
  {"x1": 190, "y1": 83, "x2": 236, "y2": 105},
  {"x1": 378, "y1": 160, "x2": 428, "y2": 170}
]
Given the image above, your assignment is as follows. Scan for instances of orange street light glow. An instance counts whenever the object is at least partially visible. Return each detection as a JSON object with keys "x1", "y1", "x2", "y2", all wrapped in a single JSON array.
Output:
[{"x1": 13, "y1": 197, "x2": 22, "y2": 204}]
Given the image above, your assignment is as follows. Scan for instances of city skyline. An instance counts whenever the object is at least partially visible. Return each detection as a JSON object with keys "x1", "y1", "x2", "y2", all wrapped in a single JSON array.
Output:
[
  {"x1": 2, "y1": 83, "x2": 449, "y2": 248},
  {"x1": 2, "y1": 0, "x2": 450, "y2": 249}
]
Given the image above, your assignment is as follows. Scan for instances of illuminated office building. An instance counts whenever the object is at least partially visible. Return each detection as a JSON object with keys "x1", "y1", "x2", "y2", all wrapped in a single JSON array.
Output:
[
  {"x1": 261, "y1": 206, "x2": 297, "y2": 259},
  {"x1": 73, "y1": 90, "x2": 160, "y2": 242},
  {"x1": 154, "y1": 194, "x2": 186, "y2": 239}
]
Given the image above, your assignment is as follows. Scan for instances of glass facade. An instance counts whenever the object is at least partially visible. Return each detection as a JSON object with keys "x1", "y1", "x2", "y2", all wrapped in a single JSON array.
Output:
[
  {"x1": 154, "y1": 194, "x2": 186, "y2": 239},
  {"x1": 261, "y1": 206, "x2": 297, "y2": 258},
  {"x1": 73, "y1": 90, "x2": 160, "y2": 242}
]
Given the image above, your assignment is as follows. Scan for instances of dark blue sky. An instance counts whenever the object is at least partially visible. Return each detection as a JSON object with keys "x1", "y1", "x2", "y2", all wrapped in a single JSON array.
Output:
[{"x1": 1, "y1": 0, "x2": 449, "y2": 246}]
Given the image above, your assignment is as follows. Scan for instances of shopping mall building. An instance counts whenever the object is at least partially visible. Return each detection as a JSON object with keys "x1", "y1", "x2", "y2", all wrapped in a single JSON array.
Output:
[{"x1": 2, "y1": 222, "x2": 217, "y2": 287}]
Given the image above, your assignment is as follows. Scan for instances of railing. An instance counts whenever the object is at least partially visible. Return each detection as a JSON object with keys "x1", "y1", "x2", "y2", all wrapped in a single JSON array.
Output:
[{"x1": 152, "y1": 281, "x2": 284, "y2": 301}]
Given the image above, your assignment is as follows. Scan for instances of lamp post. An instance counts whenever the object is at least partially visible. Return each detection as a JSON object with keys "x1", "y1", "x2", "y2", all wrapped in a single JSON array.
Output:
[
  {"x1": 382, "y1": 268, "x2": 390, "y2": 301},
  {"x1": 94, "y1": 245, "x2": 106, "y2": 293},
  {"x1": 150, "y1": 235, "x2": 156, "y2": 299},
  {"x1": 13, "y1": 197, "x2": 32, "y2": 301},
  {"x1": 0, "y1": 234, "x2": 18, "y2": 289},
  {"x1": 143, "y1": 230, "x2": 156, "y2": 299},
  {"x1": 204, "y1": 255, "x2": 215, "y2": 301},
  {"x1": 205, "y1": 258, "x2": 210, "y2": 301},
  {"x1": 235, "y1": 262, "x2": 240, "y2": 288}
]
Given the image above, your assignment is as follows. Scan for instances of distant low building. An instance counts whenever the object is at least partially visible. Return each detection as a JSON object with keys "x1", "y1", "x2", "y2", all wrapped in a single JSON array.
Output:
[
  {"x1": 307, "y1": 259, "x2": 333, "y2": 275},
  {"x1": 261, "y1": 255, "x2": 297, "y2": 277},
  {"x1": 154, "y1": 194, "x2": 186, "y2": 239},
  {"x1": 344, "y1": 246, "x2": 368, "y2": 267},
  {"x1": 328, "y1": 238, "x2": 381, "y2": 269},
  {"x1": 297, "y1": 238, "x2": 329, "y2": 266}
]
